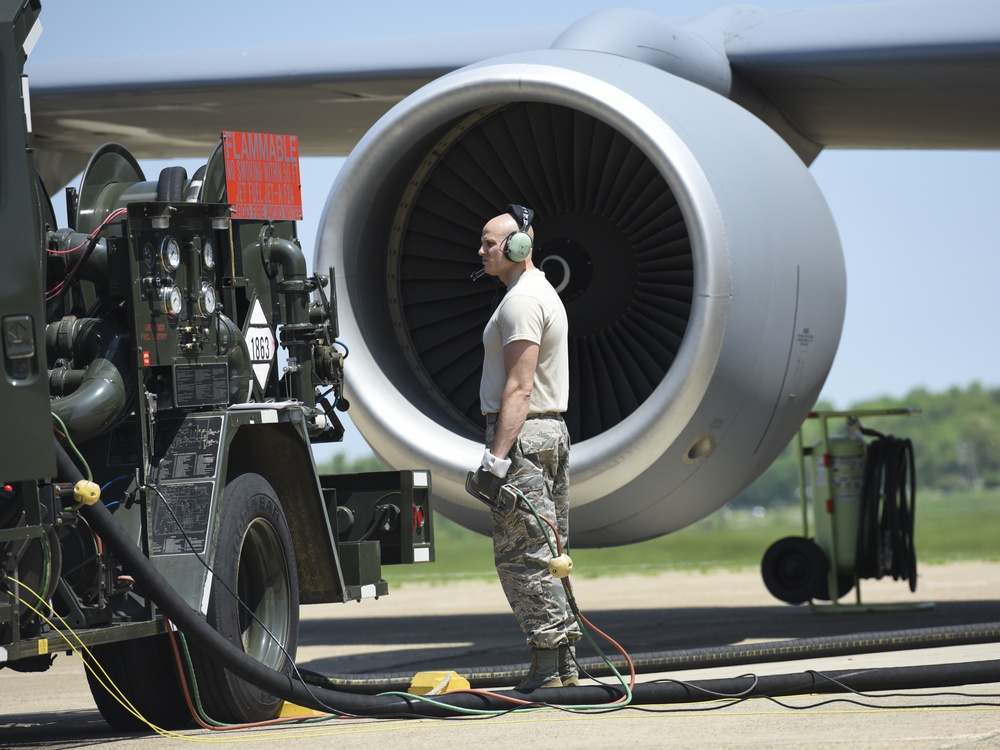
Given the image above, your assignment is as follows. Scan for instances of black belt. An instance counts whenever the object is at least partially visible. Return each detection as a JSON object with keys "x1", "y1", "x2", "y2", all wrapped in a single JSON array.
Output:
[{"x1": 484, "y1": 412, "x2": 562, "y2": 425}]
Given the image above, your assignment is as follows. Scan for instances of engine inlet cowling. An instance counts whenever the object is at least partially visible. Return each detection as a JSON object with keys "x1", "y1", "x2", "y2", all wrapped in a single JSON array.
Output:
[{"x1": 317, "y1": 49, "x2": 845, "y2": 546}]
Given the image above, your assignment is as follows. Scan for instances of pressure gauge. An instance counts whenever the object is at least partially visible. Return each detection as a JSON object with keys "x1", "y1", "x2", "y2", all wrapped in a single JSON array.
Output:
[
  {"x1": 198, "y1": 282, "x2": 218, "y2": 316},
  {"x1": 161, "y1": 236, "x2": 182, "y2": 272},
  {"x1": 161, "y1": 285, "x2": 183, "y2": 317},
  {"x1": 202, "y1": 238, "x2": 216, "y2": 270}
]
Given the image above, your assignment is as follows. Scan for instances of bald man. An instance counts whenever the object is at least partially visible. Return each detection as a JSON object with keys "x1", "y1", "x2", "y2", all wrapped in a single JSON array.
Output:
[{"x1": 472, "y1": 204, "x2": 581, "y2": 690}]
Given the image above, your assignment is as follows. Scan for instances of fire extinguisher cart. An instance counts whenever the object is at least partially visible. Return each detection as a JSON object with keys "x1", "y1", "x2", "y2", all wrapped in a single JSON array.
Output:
[{"x1": 761, "y1": 408, "x2": 932, "y2": 613}]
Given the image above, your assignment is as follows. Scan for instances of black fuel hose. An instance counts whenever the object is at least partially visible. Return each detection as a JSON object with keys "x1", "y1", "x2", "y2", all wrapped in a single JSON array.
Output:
[
  {"x1": 57, "y1": 439, "x2": 1000, "y2": 714},
  {"x1": 57, "y1": 438, "x2": 550, "y2": 717},
  {"x1": 597, "y1": 659, "x2": 1000, "y2": 704},
  {"x1": 300, "y1": 621, "x2": 1000, "y2": 693},
  {"x1": 287, "y1": 658, "x2": 1000, "y2": 705}
]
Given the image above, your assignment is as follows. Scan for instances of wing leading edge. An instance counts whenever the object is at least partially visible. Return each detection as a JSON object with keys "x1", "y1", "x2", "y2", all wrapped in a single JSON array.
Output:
[
  {"x1": 26, "y1": 0, "x2": 1000, "y2": 188},
  {"x1": 725, "y1": 0, "x2": 1000, "y2": 149}
]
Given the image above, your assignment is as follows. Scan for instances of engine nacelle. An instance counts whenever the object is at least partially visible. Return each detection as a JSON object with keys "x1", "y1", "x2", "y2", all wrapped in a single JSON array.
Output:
[{"x1": 317, "y1": 48, "x2": 845, "y2": 546}]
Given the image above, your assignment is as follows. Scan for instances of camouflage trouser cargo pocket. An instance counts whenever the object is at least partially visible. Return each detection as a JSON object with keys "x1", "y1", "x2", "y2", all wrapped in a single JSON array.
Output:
[{"x1": 487, "y1": 418, "x2": 580, "y2": 649}]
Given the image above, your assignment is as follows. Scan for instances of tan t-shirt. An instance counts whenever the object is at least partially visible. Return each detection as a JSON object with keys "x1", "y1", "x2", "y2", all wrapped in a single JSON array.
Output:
[{"x1": 480, "y1": 269, "x2": 568, "y2": 414}]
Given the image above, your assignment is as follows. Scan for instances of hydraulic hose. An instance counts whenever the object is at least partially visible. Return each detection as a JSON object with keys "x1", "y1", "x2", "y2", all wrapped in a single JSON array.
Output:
[{"x1": 56, "y1": 438, "x2": 1000, "y2": 714}]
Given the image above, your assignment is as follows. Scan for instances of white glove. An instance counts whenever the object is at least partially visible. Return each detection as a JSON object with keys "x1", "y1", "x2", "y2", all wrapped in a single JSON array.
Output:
[{"x1": 481, "y1": 449, "x2": 511, "y2": 479}]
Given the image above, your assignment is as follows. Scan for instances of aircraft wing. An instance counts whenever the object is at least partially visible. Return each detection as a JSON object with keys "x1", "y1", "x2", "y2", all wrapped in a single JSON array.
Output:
[
  {"x1": 26, "y1": 27, "x2": 565, "y2": 187},
  {"x1": 723, "y1": 1, "x2": 1000, "y2": 149},
  {"x1": 27, "y1": 0, "x2": 1000, "y2": 188}
]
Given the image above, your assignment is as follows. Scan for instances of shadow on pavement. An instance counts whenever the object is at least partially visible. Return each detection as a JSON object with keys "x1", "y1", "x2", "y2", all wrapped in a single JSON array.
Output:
[{"x1": 298, "y1": 598, "x2": 1000, "y2": 674}]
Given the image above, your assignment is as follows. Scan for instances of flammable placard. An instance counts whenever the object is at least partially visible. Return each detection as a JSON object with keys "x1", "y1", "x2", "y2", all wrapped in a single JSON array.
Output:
[{"x1": 223, "y1": 130, "x2": 303, "y2": 221}]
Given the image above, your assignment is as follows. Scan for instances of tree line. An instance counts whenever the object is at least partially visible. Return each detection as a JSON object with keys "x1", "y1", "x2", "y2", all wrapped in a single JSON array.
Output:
[{"x1": 735, "y1": 381, "x2": 1000, "y2": 509}]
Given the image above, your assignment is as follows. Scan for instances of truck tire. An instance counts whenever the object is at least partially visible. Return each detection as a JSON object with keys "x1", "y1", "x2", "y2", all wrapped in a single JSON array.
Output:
[
  {"x1": 189, "y1": 472, "x2": 300, "y2": 724},
  {"x1": 85, "y1": 633, "x2": 193, "y2": 731}
]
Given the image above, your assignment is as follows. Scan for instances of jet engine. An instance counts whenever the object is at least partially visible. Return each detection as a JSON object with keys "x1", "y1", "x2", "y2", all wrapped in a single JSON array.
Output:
[{"x1": 316, "y1": 45, "x2": 846, "y2": 546}]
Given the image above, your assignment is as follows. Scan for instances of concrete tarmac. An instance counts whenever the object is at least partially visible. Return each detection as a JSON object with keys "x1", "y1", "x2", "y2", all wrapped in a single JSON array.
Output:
[{"x1": 2, "y1": 562, "x2": 1000, "y2": 748}]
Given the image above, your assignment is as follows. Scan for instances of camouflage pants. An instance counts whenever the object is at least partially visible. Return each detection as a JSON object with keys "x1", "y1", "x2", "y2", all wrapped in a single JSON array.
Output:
[{"x1": 486, "y1": 416, "x2": 581, "y2": 650}]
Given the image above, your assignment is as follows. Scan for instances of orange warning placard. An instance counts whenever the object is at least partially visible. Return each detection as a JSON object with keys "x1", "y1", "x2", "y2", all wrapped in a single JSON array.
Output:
[{"x1": 222, "y1": 131, "x2": 303, "y2": 221}]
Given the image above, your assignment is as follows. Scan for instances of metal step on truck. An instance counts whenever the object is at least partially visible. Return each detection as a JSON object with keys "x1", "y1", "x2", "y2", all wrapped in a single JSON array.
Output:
[{"x1": 0, "y1": 0, "x2": 433, "y2": 730}]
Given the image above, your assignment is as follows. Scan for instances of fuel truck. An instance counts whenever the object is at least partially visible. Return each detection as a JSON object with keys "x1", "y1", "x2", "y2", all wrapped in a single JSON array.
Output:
[{"x1": 0, "y1": 0, "x2": 433, "y2": 729}]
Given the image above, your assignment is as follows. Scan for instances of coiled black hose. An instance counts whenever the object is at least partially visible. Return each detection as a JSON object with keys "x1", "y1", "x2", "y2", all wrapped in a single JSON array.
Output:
[{"x1": 856, "y1": 431, "x2": 918, "y2": 590}]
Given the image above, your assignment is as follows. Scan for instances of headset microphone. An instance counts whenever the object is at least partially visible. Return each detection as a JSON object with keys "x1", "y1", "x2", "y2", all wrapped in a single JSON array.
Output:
[{"x1": 470, "y1": 268, "x2": 487, "y2": 281}]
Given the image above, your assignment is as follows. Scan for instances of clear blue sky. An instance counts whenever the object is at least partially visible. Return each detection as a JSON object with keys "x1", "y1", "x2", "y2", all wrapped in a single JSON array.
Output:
[{"x1": 30, "y1": 0, "x2": 1000, "y2": 459}]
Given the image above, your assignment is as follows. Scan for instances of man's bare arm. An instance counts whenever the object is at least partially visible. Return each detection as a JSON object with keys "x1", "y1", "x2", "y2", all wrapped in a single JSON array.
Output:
[{"x1": 490, "y1": 338, "x2": 539, "y2": 459}]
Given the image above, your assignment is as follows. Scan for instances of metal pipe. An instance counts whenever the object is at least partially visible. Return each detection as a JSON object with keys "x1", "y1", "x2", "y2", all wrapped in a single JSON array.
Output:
[{"x1": 47, "y1": 317, "x2": 132, "y2": 441}]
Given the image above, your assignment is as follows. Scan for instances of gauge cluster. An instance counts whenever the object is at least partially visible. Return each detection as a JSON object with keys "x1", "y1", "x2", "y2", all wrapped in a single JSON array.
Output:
[
  {"x1": 129, "y1": 203, "x2": 233, "y2": 385},
  {"x1": 137, "y1": 225, "x2": 222, "y2": 325}
]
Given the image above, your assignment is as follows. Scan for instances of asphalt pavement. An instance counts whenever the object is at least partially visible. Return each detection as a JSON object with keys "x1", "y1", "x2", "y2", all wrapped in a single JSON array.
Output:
[{"x1": 2, "y1": 562, "x2": 1000, "y2": 749}]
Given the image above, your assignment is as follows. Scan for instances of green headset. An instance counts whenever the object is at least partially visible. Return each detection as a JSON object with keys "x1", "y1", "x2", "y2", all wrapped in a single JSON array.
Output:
[{"x1": 504, "y1": 203, "x2": 534, "y2": 262}]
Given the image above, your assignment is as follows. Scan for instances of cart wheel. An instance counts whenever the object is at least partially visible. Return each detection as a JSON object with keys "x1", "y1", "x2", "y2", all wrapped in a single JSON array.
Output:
[{"x1": 761, "y1": 536, "x2": 828, "y2": 605}]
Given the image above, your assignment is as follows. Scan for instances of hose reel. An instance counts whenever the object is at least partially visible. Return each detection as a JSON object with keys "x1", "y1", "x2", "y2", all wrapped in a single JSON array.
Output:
[{"x1": 762, "y1": 410, "x2": 920, "y2": 606}]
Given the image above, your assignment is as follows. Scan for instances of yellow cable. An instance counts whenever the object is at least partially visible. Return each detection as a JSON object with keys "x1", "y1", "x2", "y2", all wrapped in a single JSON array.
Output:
[
  {"x1": 4, "y1": 579, "x2": 457, "y2": 743},
  {"x1": 6, "y1": 578, "x2": 178, "y2": 737}
]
